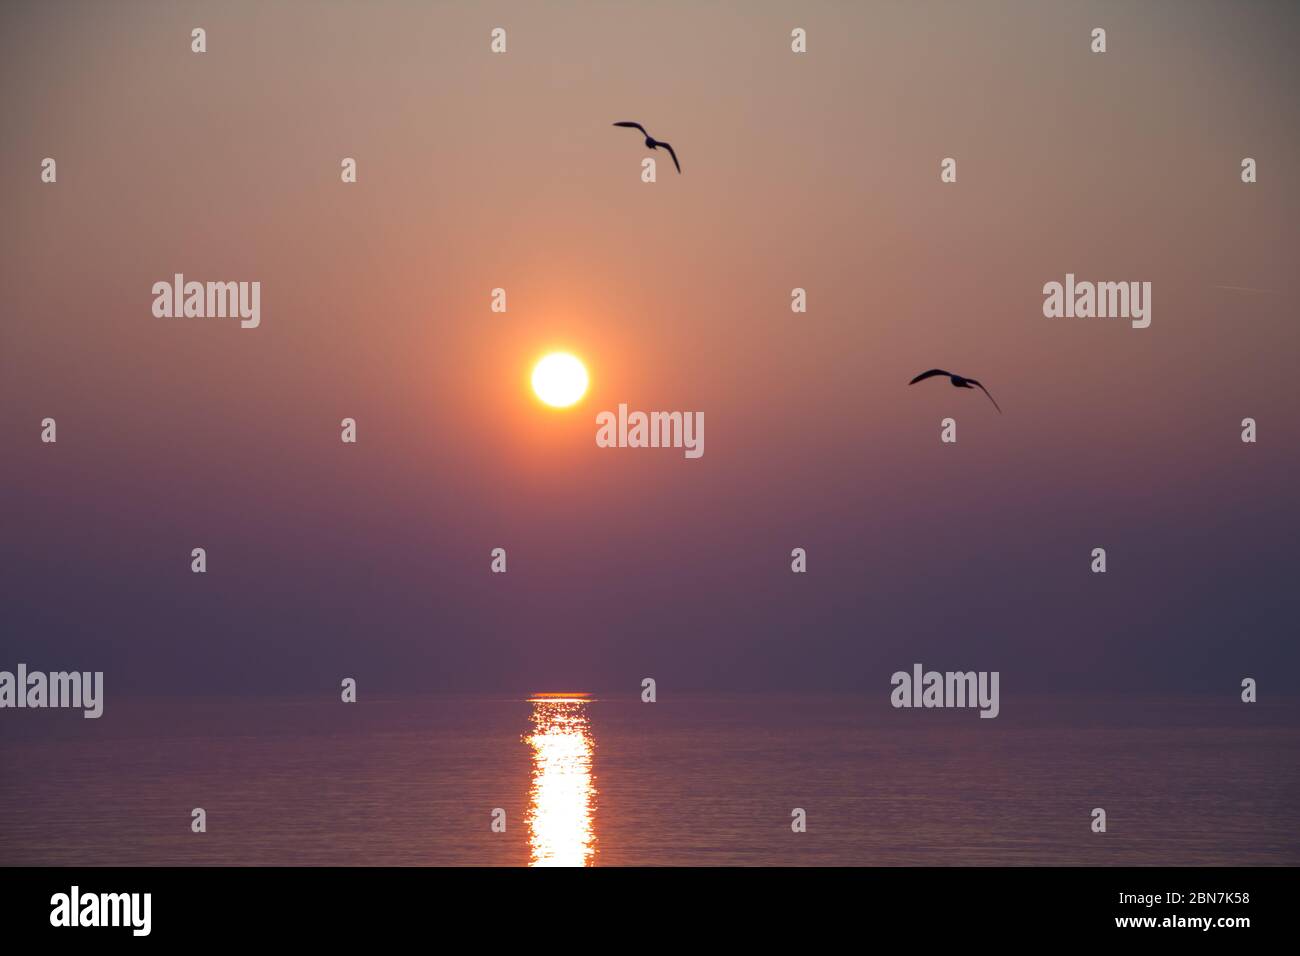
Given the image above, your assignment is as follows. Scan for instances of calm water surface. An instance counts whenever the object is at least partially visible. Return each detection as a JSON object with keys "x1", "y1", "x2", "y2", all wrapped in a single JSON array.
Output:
[{"x1": 2, "y1": 693, "x2": 1297, "y2": 866}]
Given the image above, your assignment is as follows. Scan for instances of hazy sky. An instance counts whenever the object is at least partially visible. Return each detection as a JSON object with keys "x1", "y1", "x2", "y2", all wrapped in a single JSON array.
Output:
[{"x1": 2, "y1": 0, "x2": 1298, "y2": 695}]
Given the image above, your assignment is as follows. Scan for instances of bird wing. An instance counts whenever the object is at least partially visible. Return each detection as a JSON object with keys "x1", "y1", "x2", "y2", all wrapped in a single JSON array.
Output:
[
  {"x1": 659, "y1": 141, "x2": 681, "y2": 173},
  {"x1": 613, "y1": 121, "x2": 648, "y2": 136},
  {"x1": 967, "y1": 379, "x2": 1002, "y2": 414},
  {"x1": 908, "y1": 369, "x2": 952, "y2": 385}
]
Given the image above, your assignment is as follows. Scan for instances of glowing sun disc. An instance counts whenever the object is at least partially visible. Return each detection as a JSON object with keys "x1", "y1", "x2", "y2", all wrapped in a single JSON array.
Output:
[{"x1": 532, "y1": 352, "x2": 588, "y2": 407}]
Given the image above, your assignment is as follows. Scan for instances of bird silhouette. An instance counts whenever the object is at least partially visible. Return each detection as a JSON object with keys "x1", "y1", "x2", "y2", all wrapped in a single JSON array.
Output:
[
  {"x1": 908, "y1": 369, "x2": 1002, "y2": 413},
  {"x1": 613, "y1": 122, "x2": 681, "y2": 173}
]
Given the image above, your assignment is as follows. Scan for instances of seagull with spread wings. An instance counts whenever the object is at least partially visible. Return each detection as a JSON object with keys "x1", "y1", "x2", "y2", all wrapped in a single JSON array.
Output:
[
  {"x1": 908, "y1": 369, "x2": 1002, "y2": 413},
  {"x1": 613, "y1": 122, "x2": 681, "y2": 173}
]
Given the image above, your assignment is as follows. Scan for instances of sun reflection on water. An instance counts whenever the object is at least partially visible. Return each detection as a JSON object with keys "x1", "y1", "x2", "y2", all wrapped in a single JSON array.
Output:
[{"x1": 524, "y1": 693, "x2": 597, "y2": 867}]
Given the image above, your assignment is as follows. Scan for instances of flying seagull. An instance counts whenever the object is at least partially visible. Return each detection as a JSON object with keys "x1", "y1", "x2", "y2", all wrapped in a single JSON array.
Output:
[
  {"x1": 613, "y1": 122, "x2": 681, "y2": 173},
  {"x1": 908, "y1": 369, "x2": 1002, "y2": 413}
]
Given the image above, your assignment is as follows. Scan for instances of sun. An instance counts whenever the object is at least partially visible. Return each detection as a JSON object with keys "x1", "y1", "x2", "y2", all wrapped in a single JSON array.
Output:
[{"x1": 531, "y1": 352, "x2": 589, "y2": 408}]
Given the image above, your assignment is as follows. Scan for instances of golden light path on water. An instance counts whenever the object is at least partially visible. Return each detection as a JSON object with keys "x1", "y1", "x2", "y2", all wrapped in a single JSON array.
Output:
[{"x1": 524, "y1": 693, "x2": 597, "y2": 867}]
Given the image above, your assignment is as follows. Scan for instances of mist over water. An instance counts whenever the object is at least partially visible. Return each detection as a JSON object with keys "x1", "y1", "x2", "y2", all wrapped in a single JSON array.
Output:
[{"x1": 2, "y1": 694, "x2": 1295, "y2": 866}]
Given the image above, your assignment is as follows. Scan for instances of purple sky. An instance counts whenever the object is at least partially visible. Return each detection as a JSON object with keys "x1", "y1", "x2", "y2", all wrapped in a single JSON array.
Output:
[{"x1": 2, "y1": 0, "x2": 1298, "y2": 695}]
